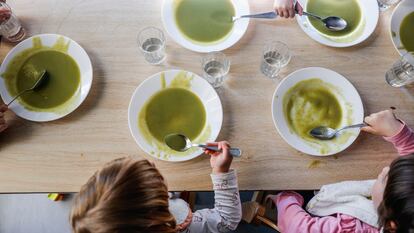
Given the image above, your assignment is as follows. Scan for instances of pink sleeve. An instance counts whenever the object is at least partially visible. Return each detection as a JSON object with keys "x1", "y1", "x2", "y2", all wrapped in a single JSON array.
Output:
[
  {"x1": 275, "y1": 192, "x2": 342, "y2": 233},
  {"x1": 384, "y1": 124, "x2": 414, "y2": 156}
]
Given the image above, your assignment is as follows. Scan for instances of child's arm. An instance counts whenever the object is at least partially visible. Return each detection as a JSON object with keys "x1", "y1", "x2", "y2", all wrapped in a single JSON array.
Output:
[
  {"x1": 362, "y1": 110, "x2": 414, "y2": 156},
  {"x1": 274, "y1": 192, "x2": 346, "y2": 233},
  {"x1": 0, "y1": 105, "x2": 7, "y2": 133},
  {"x1": 184, "y1": 142, "x2": 241, "y2": 233}
]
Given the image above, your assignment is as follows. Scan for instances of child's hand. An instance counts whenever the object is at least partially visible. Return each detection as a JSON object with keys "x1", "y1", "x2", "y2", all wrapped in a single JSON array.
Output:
[
  {"x1": 362, "y1": 110, "x2": 403, "y2": 137},
  {"x1": 274, "y1": 0, "x2": 303, "y2": 18},
  {"x1": 0, "y1": 104, "x2": 8, "y2": 133},
  {"x1": 204, "y1": 141, "x2": 233, "y2": 174}
]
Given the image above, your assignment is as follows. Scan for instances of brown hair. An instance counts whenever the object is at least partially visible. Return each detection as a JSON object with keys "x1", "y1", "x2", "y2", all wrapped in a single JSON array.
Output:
[
  {"x1": 70, "y1": 158, "x2": 176, "y2": 233},
  {"x1": 378, "y1": 154, "x2": 414, "y2": 233}
]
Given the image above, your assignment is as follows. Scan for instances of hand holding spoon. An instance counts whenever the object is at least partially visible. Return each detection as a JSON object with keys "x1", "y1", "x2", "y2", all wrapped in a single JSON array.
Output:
[
  {"x1": 309, "y1": 123, "x2": 368, "y2": 140},
  {"x1": 164, "y1": 134, "x2": 242, "y2": 157},
  {"x1": 7, "y1": 70, "x2": 48, "y2": 106}
]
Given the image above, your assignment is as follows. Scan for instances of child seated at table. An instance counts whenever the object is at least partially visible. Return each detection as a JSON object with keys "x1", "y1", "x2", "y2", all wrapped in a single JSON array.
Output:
[
  {"x1": 70, "y1": 141, "x2": 241, "y2": 233},
  {"x1": 270, "y1": 110, "x2": 414, "y2": 233},
  {"x1": 0, "y1": 104, "x2": 7, "y2": 133},
  {"x1": 274, "y1": 0, "x2": 303, "y2": 18}
]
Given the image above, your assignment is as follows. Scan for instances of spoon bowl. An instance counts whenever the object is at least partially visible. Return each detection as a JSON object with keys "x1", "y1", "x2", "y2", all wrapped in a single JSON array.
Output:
[
  {"x1": 310, "y1": 123, "x2": 367, "y2": 140},
  {"x1": 302, "y1": 11, "x2": 348, "y2": 31}
]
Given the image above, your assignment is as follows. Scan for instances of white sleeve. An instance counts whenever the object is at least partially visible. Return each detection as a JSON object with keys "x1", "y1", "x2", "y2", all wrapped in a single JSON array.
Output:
[{"x1": 183, "y1": 170, "x2": 241, "y2": 233}]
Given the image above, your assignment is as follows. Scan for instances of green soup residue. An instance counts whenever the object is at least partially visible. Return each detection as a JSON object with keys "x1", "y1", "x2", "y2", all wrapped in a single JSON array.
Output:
[
  {"x1": 144, "y1": 87, "x2": 206, "y2": 143},
  {"x1": 283, "y1": 79, "x2": 343, "y2": 140},
  {"x1": 174, "y1": 0, "x2": 235, "y2": 43},
  {"x1": 400, "y1": 12, "x2": 414, "y2": 52},
  {"x1": 307, "y1": 0, "x2": 362, "y2": 37},
  {"x1": 2, "y1": 37, "x2": 81, "y2": 111}
]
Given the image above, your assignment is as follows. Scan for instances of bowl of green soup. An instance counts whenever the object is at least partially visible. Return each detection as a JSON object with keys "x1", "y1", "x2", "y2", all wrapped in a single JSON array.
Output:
[
  {"x1": 162, "y1": 0, "x2": 250, "y2": 53},
  {"x1": 272, "y1": 67, "x2": 364, "y2": 156},
  {"x1": 390, "y1": 0, "x2": 414, "y2": 56},
  {"x1": 128, "y1": 70, "x2": 223, "y2": 162},
  {"x1": 0, "y1": 34, "x2": 93, "y2": 122},
  {"x1": 296, "y1": 0, "x2": 379, "y2": 47}
]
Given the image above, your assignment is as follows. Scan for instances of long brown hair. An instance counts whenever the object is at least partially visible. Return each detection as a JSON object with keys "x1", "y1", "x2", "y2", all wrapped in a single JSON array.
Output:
[
  {"x1": 70, "y1": 158, "x2": 176, "y2": 233},
  {"x1": 378, "y1": 154, "x2": 414, "y2": 233}
]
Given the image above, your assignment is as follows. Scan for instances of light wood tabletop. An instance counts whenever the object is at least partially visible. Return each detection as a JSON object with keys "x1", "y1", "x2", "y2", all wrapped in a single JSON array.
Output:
[{"x1": 0, "y1": 0, "x2": 412, "y2": 193}]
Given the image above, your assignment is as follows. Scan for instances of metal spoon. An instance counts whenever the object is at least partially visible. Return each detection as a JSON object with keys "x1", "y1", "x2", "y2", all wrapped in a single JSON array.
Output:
[
  {"x1": 232, "y1": 11, "x2": 347, "y2": 31},
  {"x1": 309, "y1": 123, "x2": 367, "y2": 140},
  {"x1": 7, "y1": 70, "x2": 48, "y2": 106},
  {"x1": 232, "y1": 12, "x2": 277, "y2": 22},
  {"x1": 301, "y1": 11, "x2": 347, "y2": 31},
  {"x1": 164, "y1": 134, "x2": 242, "y2": 157}
]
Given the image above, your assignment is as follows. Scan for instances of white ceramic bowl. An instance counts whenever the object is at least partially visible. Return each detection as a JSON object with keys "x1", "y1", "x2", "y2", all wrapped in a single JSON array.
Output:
[
  {"x1": 162, "y1": 0, "x2": 250, "y2": 53},
  {"x1": 272, "y1": 67, "x2": 364, "y2": 156},
  {"x1": 128, "y1": 70, "x2": 223, "y2": 162},
  {"x1": 296, "y1": 0, "x2": 379, "y2": 47},
  {"x1": 0, "y1": 34, "x2": 93, "y2": 122},
  {"x1": 390, "y1": 0, "x2": 414, "y2": 56}
]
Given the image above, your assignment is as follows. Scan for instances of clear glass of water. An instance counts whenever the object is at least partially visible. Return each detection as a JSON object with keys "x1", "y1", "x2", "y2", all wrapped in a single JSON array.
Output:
[
  {"x1": 386, "y1": 53, "x2": 414, "y2": 87},
  {"x1": 261, "y1": 41, "x2": 291, "y2": 79},
  {"x1": 201, "y1": 52, "x2": 230, "y2": 88},
  {"x1": 377, "y1": 0, "x2": 400, "y2": 11},
  {"x1": 0, "y1": 2, "x2": 26, "y2": 43},
  {"x1": 137, "y1": 27, "x2": 166, "y2": 65}
]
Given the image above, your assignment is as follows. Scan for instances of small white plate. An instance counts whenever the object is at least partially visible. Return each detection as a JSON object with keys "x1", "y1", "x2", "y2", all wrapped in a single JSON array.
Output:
[
  {"x1": 296, "y1": 0, "x2": 379, "y2": 47},
  {"x1": 390, "y1": 0, "x2": 414, "y2": 56},
  {"x1": 128, "y1": 70, "x2": 223, "y2": 162},
  {"x1": 272, "y1": 67, "x2": 364, "y2": 156},
  {"x1": 0, "y1": 34, "x2": 93, "y2": 122},
  {"x1": 162, "y1": 0, "x2": 250, "y2": 53}
]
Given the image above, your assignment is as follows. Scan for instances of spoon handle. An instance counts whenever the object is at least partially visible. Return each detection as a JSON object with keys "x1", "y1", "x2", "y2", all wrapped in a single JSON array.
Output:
[
  {"x1": 340, "y1": 123, "x2": 368, "y2": 131},
  {"x1": 236, "y1": 12, "x2": 277, "y2": 20},
  {"x1": 301, "y1": 11, "x2": 322, "y2": 21},
  {"x1": 198, "y1": 145, "x2": 242, "y2": 158},
  {"x1": 7, "y1": 89, "x2": 28, "y2": 106}
]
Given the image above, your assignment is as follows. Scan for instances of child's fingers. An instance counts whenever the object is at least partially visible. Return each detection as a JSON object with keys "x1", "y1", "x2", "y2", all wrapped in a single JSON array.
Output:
[
  {"x1": 361, "y1": 126, "x2": 376, "y2": 134},
  {"x1": 206, "y1": 142, "x2": 218, "y2": 147},
  {"x1": 296, "y1": 3, "x2": 303, "y2": 15},
  {"x1": 288, "y1": 8, "x2": 295, "y2": 18}
]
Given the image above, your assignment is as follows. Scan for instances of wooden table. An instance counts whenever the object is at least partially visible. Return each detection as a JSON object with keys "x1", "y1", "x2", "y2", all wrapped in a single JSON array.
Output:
[{"x1": 0, "y1": 0, "x2": 411, "y2": 193}]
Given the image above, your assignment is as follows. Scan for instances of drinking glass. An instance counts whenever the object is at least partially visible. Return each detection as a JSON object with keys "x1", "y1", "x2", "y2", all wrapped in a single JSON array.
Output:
[
  {"x1": 261, "y1": 41, "x2": 291, "y2": 79},
  {"x1": 201, "y1": 52, "x2": 230, "y2": 88},
  {"x1": 0, "y1": 2, "x2": 25, "y2": 42},
  {"x1": 137, "y1": 27, "x2": 166, "y2": 65},
  {"x1": 385, "y1": 53, "x2": 414, "y2": 87},
  {"x1": 377, "y1": 0, "x2": 400, "y2": 11}
]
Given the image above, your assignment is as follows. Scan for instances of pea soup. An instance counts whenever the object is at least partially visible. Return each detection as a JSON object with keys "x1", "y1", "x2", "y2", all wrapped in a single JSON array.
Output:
[
  {"x1": 15, "y1": 50, "x2": 80, "y2": 109},
  {"x1": 284, "y1": 79, "x2": 343, "y2": 140},
  {"x1": 174, "y1": 0, "x2": 235, "y2": 43},
  {"x1": 400, "y1": 12, "x2": 414, "y2": 52},
  {"x1": 144, "y1": 87, "x2": 206, "y2": 143},
  {"x1": 307, "y1": 0, "x2": 362, "y2": 37}
]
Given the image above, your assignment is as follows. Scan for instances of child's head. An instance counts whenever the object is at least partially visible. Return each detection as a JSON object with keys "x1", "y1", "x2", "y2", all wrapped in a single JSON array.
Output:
[
  {"x1": 372, "y1": 154, "x2": 414, "y2": 233},
  {"x1": 70, "y1": 158, "x2": 176, "y2": 233}
]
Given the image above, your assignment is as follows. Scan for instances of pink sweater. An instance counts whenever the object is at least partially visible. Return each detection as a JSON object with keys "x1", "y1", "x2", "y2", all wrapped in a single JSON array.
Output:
[{"x1": 274, "y1": 124, "x2": 414, "y2": 233}]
